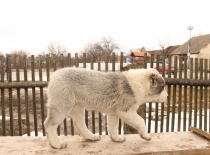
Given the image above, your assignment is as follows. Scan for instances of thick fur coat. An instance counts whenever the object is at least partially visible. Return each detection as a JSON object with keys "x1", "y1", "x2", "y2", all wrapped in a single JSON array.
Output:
[{"x1": 44, "y1": 68, "x2": 168, "y2": 149}]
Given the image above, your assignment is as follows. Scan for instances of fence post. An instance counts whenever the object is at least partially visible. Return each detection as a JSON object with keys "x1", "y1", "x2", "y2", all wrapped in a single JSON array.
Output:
[
  {"x1": 120, "y1": 52, "x2": 123, "y2": 72},
  {"x1": 6, "y1": 54, "x2": 9, "y2": 80},
  {"x1": 67, "y1": 53, "x2": 71, "y2": 67},
  {"x1": 75, "y1": 53, "x2": 79, "y2": 67},
  {"x1": 143, "y1": 53, "x2": 147, "y2": 69},
  {"x1": 112, "y1": 52, "x2": 115, "y2": 72},
  {"x1": 6, "y1": 55, "x2": 14, "y2": 136}
]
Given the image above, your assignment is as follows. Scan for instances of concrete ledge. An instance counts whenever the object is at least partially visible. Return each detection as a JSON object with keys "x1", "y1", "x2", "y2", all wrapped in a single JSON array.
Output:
[{"x1": 0, "y1": 132, "x2": 210, "y2": 155}]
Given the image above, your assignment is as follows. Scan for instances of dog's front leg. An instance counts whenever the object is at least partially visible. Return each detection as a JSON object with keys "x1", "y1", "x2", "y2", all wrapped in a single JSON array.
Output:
[
  {"x1": 107, "y1": 114, "x2": 126, "y2": 142},
  {"x1": 117, "y1": 110, "x2": 151, "y2": 141}
]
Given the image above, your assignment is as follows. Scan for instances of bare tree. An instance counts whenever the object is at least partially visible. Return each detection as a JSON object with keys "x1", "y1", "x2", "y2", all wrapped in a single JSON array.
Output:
[
  {"x1": 81, "y1": 36, "x2": 119, "y2": 62},
  {"x1": 10, "y1": 50, "x2": 30, "y2": 69},
  {"x1": 100, "y1": 36, "x2": 119, "y2": 55},
  {"x1": 47, "y1": 42, "x2": 68, "y2": 68},
  {"x1": 158, "y1": 40, "x2": 171, "y2": 56},
  {"x1": 47, "y1": 42, "x2": 67, "y2": 57}
]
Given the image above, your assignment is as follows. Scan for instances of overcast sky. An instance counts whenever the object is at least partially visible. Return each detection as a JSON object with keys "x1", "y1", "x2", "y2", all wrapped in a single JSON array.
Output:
[{"x1": 0, "y1": 0, "x2": 210, "y2": 55}]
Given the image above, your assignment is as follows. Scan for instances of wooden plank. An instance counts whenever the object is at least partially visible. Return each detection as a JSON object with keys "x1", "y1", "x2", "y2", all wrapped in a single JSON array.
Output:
[
  {"x1": 164, "y1": 78, "x2": 210, "y2": 86},
  {"x1": 0, "y1": 132, "x2": 210, "y2": 155},
  {"x1": 189, "y1": 126, "x2": 210, "y2": 140},
  {"x1": 0, "y1": 81, "x2": 48, "y2": 88}
]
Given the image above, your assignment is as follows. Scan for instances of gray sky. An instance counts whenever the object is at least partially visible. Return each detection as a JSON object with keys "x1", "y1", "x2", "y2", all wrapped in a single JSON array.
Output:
[{"x1": 0, "y1": 0, "x2": 210, "y2": 55}]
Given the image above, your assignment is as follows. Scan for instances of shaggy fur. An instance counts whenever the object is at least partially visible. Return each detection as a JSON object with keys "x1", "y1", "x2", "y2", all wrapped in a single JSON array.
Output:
[{"x1": 44, "y1": 68, "x2": 168, "y2": 149}]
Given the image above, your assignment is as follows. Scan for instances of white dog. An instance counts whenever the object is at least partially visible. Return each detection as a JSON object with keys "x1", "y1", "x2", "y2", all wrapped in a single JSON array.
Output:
[{"x1": 44, "y1": 68, "x2": 168, "y2": 149}]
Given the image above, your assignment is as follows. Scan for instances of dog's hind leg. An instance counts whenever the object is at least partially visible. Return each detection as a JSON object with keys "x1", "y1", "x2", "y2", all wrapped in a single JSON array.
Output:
[
  {"x1": 44, "y1": 105, "x2": 70, "y2": 149},
  {"x1": 70, "y1": 105, "x2": 100, "y2": 141},
  {"x1": 107, "y1": 114, "x2": 126, "y2": 142},
  {"x1": 117, "y1": 110, "x2": 151, "y2": 141}
]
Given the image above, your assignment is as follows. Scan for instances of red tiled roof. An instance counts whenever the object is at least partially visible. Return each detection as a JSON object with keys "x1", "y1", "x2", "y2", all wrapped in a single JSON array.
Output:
[{"x1": 131, "y1": 52, "x2": 151, "y2": 57}]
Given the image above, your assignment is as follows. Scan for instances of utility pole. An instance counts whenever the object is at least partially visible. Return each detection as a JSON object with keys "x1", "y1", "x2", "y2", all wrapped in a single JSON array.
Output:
[{"x1": 187, "y1": 26, "x2": 194, "y2": 78}]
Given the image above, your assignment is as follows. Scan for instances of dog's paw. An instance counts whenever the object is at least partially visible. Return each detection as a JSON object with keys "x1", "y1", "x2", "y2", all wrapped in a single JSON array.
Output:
[
  {"x1": 91, "y1": 135, "x2": 101, "y2": 141},
  {"x1": 50, "y1": 142, "x2": 68, "y2": 149},
  {"x1": 111, "y1": 135, "x2": 126, "y2": 142},
  {"x1": 140, "y1": 133, "x2": 151, "y2": 141},
  {"x1": 60, "y1": 142, "x2": 68, "y2": 149},
  {"x1": 85, "y1": 135, "x2": 101, "y2": 141}
]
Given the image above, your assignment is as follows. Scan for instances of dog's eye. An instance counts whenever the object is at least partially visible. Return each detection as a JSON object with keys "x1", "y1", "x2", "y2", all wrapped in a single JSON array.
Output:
[{"x1": 161, "y1": 86, "x2": 164, "y2": 91}]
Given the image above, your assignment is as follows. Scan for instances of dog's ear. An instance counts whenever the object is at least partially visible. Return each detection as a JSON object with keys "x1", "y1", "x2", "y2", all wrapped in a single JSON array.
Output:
[{"x1": 149, "y1": 73, "x2": 158, "y2": 87}]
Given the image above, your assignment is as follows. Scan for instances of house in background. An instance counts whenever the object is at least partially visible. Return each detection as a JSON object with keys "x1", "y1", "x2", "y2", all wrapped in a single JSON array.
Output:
[
  {"x1": 130, "y1": 47, "x2": 151, "y2": 63},
  {"x1": 171, "y1": 34, "x2": 210, "y2": 59},
  {"x1": 147, "y1": 45, "x2": 180, "y2": 58}
]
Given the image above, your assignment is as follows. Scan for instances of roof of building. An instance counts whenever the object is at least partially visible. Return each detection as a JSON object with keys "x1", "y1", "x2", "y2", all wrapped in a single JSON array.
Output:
[
  {"x1": 171, "y1": 34, "x2": 210, "y2": 55},
  {"x1": 130, "y1": 52, "x2": 151, "y2": 57},
  {"x1": 147, "y1": 45, "x2": 180, "y2": 56}
]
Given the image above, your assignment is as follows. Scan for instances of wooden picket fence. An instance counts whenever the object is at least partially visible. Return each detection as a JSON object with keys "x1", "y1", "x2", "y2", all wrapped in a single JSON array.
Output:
[{"x1": 0, "y1": 53, "x2": 209, "y2": 136}]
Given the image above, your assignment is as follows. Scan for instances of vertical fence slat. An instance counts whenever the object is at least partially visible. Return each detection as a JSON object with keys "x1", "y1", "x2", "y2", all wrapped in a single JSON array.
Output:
[
  {"x1": 160, "y1": 55, "x2": 165, "y2": 132},
  {"x1": 189, "y1": 58, "x2": 194, "y2": 128},
  {"x1": 171, "y1": 56, "x2": 178, "y2": 132},
  {"x1": 7, "y1": 55, "x2": 14, "y2": 136},
  {"x1": 178, "y1": 56, "x2": 183, "y2": 131},
  {"x1": 39, "y1": 55, "x2": 45, "y2": 136},
  {"x1": 75, "y1": 53, "x2": 79, "y2": 67},
  {"x1": 16, "y1": 55, "x2": 22, "y2": 136},
  {"x1": 67, "y1": 53, "x2": 72, "y2": 67},
  {"x1": 46, "y1": 54, "x2": 50, "y2": 81},
  {"x1": 112, "y1": 53, "x2": 115, "y2": 72},
  {"x1": 23, "y1": 55, "x2": 30, "y2": 136},
  {"x1": 0, "y1": 55, "x2": 6, "y2": 136},
  {"x1": 31, "y1": 55, "x2": 38, "y2": 136},
  {"x1": 166, "y1": 56, "x2": 172, "y2": 132},
  {"x1": 183, "y1": 57, "x2": 187, "y2": 131},
  {"x1": 194, "y1": 58, "x2": 198, "y2": 127},
  {"x1": 199, "y1": 59, "x2": 203, "y2": 130},
  {"x1": 53, "y1": 54, "x2": 57, "y2": 71},
  {"x1": 70, "y1": 119, "x2": 74, "y2": 136},
  {"x1": 203, "y1": 59, "x2": 208, "y2": 131},
  {"x1": 154, "y1": 55, "x2": 160, "y2": 133}
]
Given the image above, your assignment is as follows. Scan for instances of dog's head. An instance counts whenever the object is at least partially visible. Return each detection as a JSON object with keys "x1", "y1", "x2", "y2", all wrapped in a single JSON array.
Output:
[{"x1": 146, "y1": 69, "x2": 168, "y2": 102}]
